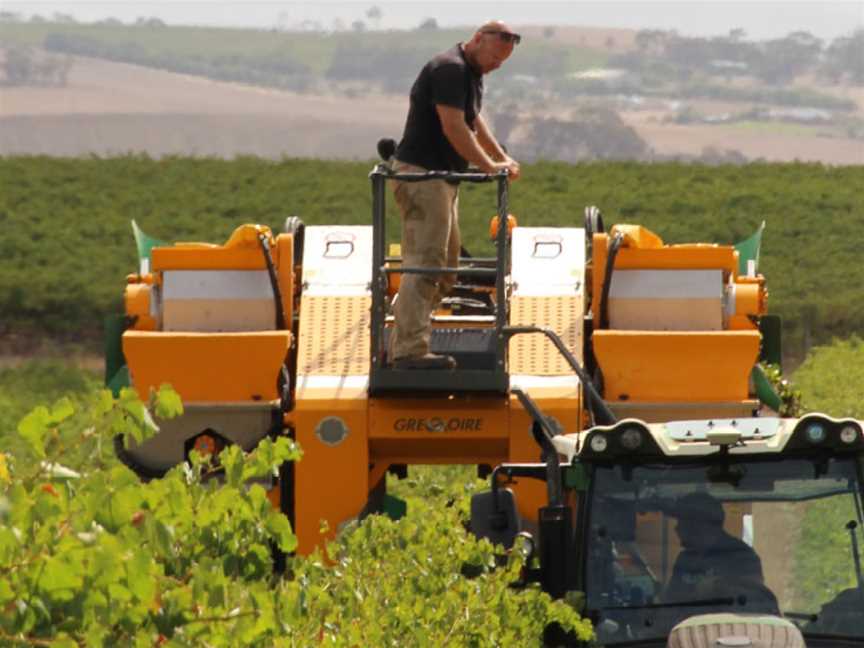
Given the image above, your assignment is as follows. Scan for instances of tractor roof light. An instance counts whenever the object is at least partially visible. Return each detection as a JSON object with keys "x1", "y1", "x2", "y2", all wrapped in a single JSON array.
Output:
[
  {"x1": 840, "y1": 424, "x2": 861, "y2": 445},
  {"x1": 805, "y1": 421, "x2": 828, "y2": 445},
  {"x1": 589, "y1": 434, "x2": 609, "y2": 453},
  {"x1": 620, "y1": 427, "x2": 644, "y2": 451}
]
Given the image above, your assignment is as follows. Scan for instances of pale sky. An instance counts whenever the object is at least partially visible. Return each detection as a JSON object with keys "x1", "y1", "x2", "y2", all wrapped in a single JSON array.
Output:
[{"x1": 4, "y1": 1, "x2": 863, "y2": 41}]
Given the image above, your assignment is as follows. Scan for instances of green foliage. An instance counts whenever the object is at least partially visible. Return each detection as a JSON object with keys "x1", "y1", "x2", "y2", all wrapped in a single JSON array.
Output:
[
  {"x1": 788, "y1": 337, "x2": 864, "y2": 612},
  {"x1": 0, "y1": 380, "x2": 591, "y2": 645},
  {"x1": 792, "y1": 336, "x2": 864, "y2": 418},
  {"x1": 0, "y1": 361, "x2": 100, "y2": 459},
  {"x1": 2, "y1": 157, "x2": 862, "y2": 360},
  {"x1": 0, "y1": 384, "x2": 306, "y2": 646},
  {"x1": 290, "y1": 474, "x2": 592, "y2": 646},
  {"x1": 791, "y1": 496, "x2": 859, "y2": 612},
  {"x1": 761, "y1": 363, "x2": 803, "y2": 417}
]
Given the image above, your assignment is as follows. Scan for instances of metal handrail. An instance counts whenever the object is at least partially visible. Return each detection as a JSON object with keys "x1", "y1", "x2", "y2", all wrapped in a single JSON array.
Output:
[
  {"x1": 384, "y1": 170, "x2": 502, "y2": 183},
  {"x1": 385, "y1": 256, "x2": 498, "y2": 264},
  {"x1": 381, "y1": 266, "x2": 497, "y2": 277}
]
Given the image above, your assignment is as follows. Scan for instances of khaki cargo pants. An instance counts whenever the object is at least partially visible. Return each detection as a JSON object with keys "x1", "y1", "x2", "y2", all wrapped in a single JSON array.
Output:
[{"x1": 389, "y1": 160, "x2": 461, "y2": 361}]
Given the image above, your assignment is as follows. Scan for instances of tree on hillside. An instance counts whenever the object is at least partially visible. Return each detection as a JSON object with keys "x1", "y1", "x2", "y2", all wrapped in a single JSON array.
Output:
[
  {"x1": 0, "y1": 46, "x2": 72, "y2": 86},
  {"x1": 135, "y1": 16, "x2": 166, "y2": 28},
  {"x1": 822, "y1": 30, "x2": 864, "y2": 83},
  {"x1": 2, "y1": 47, "x2": 33, "y2": 85},
  {"x1": 517, "y1": 106, "x2": 649, "y2": 162},
  {"x1": 366, "y1": 6, "x2": 382, "y2": 29},
  {"x1": 634, "y1": 29, "x2": 669, "y2": 56},
  {"x1": 417, "y1": 17, "x2": 438, "y2": 31},
  {"x1": 753, "y1": 31, "x2": 823, "y2": 84},
  {"x1": 728, "y1": 28, "x2": 747, "y2": 43}
]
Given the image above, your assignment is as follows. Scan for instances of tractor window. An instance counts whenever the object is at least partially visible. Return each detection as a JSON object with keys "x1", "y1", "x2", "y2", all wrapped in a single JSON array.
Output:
[{"x1": 584, "y1": 456, "x2": 864, "y2": 644}]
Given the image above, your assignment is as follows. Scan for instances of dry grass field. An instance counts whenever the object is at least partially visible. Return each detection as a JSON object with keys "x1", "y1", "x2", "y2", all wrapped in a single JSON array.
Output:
[
  {"x1": 0, "y1": 54, "x2": 408, "y2": 159},
  {"x1": 1, "y1": 48, "x2": 861, "y2": 164},
  {"x1": 619, "y1": 110, "x2": 864, "y2": 164}
]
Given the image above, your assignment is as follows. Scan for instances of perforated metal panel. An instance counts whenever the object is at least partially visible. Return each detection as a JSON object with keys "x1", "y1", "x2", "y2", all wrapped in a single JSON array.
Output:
[
  {"x1": 509, "y1": 295, "x2": 583, "y2": 375},
  {"x1": 297, "y1": 295, "x2": 370, "y2": 376}
]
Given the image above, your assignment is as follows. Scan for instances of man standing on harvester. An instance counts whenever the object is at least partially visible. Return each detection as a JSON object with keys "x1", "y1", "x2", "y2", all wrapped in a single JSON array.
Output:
[{"x1": 389, "y1": 21, "x2": 522, "y2": 370}]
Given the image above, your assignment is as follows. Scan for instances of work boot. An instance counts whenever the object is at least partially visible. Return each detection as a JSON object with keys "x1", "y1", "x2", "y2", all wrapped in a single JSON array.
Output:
[{"x1": 392, "y1": 353, "x2": 457, "y2": 370}]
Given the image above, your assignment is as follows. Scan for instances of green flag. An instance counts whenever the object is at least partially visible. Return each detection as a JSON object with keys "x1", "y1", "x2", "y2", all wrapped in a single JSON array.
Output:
[
  {"x1": 734, "y1": 221, "x2": 765, "y2": 276},
  {"x1": 131, "y1": 220, "x2": 168, "y2": 274}
]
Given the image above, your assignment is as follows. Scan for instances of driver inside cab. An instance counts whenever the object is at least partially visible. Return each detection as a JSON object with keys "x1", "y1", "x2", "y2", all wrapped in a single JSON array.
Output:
[{"x1": 664, "y1": 492, "x2": 778, "y2": 612}]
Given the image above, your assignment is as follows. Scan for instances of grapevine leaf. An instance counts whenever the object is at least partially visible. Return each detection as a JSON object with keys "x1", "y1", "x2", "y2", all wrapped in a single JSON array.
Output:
[
  {"x1": 18, "y1": 405, "x2": 51, "y2": 458},
  {"x1": 219, "y1": 445, "x2": 244, "y2": 488},
  {"x1": 108, "y1": 582, "x2": 133, "y2": 603},
  {"x1": 265, "y1": 511, "x2": 298, "y2": 553},
  {"x1": 154, "y1": 384, "x2": 183, "y2": 419},
  {"x1": 126, "y1": 551, "x2": 156, "y2": 604},
  {"x1": 47, "y1": 397, "x2": 75, "y2": 425},
  {"x1": 0, "y1": 526, "x2": 18, "y2": 568},
  {"x1": 50, "y1": 634, "x2": 80, "y2": 648},
  {"x1": 40, "y1": 556, "x2": 83, "y2": 600},
  {"x1": 0, "y1": 576, "x2": 13, "y2": 604},
  {"x1": 94, "y1": 388, "x2": 115, "y2": 417}
]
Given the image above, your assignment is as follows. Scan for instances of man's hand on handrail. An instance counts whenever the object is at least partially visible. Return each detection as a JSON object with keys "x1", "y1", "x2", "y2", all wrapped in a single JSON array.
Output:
[
  {"x1": 487, "y1": 157, "x2": 520, "y2": 181},
  {"x1": 377, "y1": 167, "x2": 511, "y2": 183}
]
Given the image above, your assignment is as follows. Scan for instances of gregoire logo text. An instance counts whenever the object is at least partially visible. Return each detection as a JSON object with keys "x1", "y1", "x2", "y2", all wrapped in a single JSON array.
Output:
[{"x1": 393, "y1": 417, "x2": 483, "y2": 433}]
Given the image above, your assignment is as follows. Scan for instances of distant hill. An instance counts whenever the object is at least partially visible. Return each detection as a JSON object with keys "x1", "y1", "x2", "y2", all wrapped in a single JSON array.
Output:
[{"x1": 0, "y1": 20, "x2": 861, "y2": 163}]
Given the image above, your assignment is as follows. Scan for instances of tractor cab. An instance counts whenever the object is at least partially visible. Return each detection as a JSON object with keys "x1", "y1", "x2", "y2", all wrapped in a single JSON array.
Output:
[{"x1": 471, "y1": 413, "x2": 864, "y2": 646}]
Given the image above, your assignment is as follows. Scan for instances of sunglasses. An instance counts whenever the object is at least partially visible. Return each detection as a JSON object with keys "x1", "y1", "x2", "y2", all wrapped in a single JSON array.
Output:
[{"x1": 482, "y1": 30, "x2": 522, "y2": 45}]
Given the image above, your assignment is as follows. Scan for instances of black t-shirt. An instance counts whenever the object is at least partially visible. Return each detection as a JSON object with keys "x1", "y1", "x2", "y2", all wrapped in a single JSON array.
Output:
[
  {"x1": 666, "y1": 533, "x2": 767, "y2": 601},
  {"x1": 395, "y1": 44, "x2": 483, "y2": 172}
]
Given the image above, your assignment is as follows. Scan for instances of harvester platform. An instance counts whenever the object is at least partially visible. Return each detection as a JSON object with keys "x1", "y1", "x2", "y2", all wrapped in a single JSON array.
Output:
[{"x1": 372, "y1": 326, "x2": 507, "y2": 392}]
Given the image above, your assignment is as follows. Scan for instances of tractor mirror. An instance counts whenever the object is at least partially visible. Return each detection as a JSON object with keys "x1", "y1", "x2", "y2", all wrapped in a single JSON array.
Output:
[{"x1": 470, "y1": 488, "x2": 521, "y2": 550}]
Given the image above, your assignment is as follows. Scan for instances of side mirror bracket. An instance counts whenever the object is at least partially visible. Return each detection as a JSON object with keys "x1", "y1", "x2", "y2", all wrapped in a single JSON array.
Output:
[{"x1": 470, "y1": 488, "x2": 521, "y2": 549}]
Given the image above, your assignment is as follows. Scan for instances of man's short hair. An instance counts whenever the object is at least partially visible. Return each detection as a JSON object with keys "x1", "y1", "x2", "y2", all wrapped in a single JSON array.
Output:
[{"x1": 673, "y1": 492, "x2": 725, "y2": 525}]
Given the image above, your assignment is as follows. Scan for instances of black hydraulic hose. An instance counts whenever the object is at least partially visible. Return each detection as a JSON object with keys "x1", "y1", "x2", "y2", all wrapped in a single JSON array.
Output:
[
  {"x1": 505, "y1": 326, "x2": 617, "y2": 425},
  {"x1": 599, "y1": 232, "x2": 624, "y2": 330},
  {"x1": 511, "y1": 387, "x2": 564, "y2": 507},
  {"x1": 257, "y1": 232, "x2": 294, "y2": 418},
  {"x1": 257, "y1": 233, "x2": 287, "y2": 331}
]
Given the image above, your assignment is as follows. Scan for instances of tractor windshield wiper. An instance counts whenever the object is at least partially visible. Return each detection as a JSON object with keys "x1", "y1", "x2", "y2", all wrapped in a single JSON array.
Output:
[
  {"x1": 782, "y1": 610, "x2": 818, "y2": 622},
  {"x1": 801, "y1": 631, "x2": 864, "y2": 644},
  {"x1": 601, "y1": 596, "x2": 739, "y2": 611}
]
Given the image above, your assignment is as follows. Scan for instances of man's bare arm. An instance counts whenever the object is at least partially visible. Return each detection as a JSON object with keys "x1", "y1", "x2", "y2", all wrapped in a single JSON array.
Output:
[
  {"x1": 475, "y1": 112, "x2": 521, "y2": 180},
  {"x1": 474, "y1": 113, "x2": 507, "y2": 161},
  {"x1": 436, "y1": 105, "x2": 519, "y2": 178}
]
